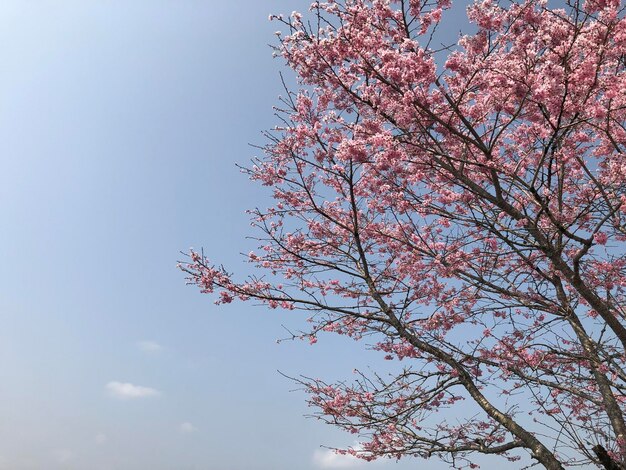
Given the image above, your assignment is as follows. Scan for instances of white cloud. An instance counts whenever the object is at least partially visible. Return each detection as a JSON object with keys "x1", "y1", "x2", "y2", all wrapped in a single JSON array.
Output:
[
  {"x1": 95, "y1": 433, "x2": 107, "y2": 445},
  {"x1": 312, "y1": 448, "x2": 363, "y2": 469},
  {"x1": 106, "y1": 381, "x2": 160, "y2": 399},
  {"x1": 179, "y1": 422, "x2": 196, "y2": 433},
  {"x1": 52, "y1": 449, "x2": 74, "y2": 464},
  {"x1": 137, "y1": 340, "x2": 162, "y2": 353}
]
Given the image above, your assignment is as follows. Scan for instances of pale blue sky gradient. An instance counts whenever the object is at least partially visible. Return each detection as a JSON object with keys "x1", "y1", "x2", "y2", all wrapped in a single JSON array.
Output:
[{"x1": 0, "y1": 1, "x2": 485, "y2": 469}]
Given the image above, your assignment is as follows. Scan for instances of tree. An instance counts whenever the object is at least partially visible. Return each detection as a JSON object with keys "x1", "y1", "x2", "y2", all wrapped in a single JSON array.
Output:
[{"x1": 181, "y1": 0, "x2": 626, "y2": 468}]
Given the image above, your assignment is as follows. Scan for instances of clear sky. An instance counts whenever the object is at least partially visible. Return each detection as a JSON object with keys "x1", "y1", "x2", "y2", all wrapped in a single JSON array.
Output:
[{"x1": 0, "y1": 1, "x2": 478, "y2": 469}]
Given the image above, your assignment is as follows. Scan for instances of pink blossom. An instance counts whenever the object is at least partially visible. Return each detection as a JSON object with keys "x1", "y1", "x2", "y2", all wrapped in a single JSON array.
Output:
[{"x1": 183, "y1": 0, "x2": 626, "y2": 467}]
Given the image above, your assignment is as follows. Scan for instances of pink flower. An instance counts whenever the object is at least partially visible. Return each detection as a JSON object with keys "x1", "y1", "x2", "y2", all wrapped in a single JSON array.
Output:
[{"x1": 594, "y1": 232, "x2": 608, "y2": 245}]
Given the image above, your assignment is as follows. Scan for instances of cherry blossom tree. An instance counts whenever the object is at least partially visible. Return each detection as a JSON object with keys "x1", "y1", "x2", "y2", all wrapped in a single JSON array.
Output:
[{"x1": 181, "y1": 0, "x2": 626, "y2": 468}]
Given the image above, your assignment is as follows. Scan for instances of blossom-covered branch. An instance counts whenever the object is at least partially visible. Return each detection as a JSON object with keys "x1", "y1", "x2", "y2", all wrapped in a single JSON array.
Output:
[{"x1": 183, "y1": 0, "x2": 626, "y2": 468}]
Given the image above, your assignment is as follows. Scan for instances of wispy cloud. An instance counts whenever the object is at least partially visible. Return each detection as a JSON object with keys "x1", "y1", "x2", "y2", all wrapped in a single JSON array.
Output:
[
  {"x1": 312, "y1": 448, "x2": 363, "y2": 469},
  {"x1": 137, "y1": 340, "x2": 162, "y2": 353},
  {"x1": 106, "y1": 381, "x2": 160, "y2": 399},
  {"x1": 52, "y1": 449, "x2": 74, "y2": 464},
  {"x1": 94, "y1": 433, "x2": 107, "y2": 445},
  {"x1": 179, "y1": 422, "x2": 196, "y2": 433}
]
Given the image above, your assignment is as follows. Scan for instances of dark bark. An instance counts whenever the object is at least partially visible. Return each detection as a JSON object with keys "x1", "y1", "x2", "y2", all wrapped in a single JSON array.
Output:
[{"x1": 593, "y1": 444, "x2": 626, "y2": 470}]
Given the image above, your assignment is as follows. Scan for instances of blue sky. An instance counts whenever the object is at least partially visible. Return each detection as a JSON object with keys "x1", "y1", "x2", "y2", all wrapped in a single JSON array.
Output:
[{"x1": 0, "y1": 1, "x2": 482, "y2": 469}]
